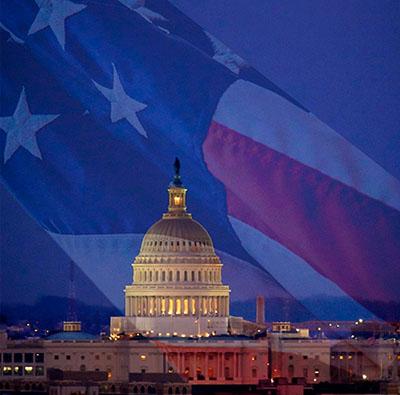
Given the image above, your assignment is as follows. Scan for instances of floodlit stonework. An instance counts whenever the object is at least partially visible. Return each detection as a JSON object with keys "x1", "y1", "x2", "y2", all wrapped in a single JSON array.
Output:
[{"x1": 111, "y1": 161, "x2": 230, "y2": 337}]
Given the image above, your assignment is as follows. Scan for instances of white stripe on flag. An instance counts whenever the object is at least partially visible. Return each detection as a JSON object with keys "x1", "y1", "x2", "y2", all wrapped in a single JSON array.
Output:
[
  {"x1": 48, "y1": 232, "x2": 143, "y2": 308},
  {"x1": 214, "y1": 80, "x2": 400, "y2": 211},
  {"x1": 228, "y1": 215, "x2": 376, "y2": 319}
]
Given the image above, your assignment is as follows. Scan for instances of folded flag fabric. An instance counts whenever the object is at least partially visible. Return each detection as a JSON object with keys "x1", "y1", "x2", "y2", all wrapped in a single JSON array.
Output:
[{"x1": 1, "y1": 0, "x2": 399, "y2": 320}]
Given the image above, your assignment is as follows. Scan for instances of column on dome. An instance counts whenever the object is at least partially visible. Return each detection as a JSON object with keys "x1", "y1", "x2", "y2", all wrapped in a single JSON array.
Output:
[
  {"x1": 134, "y1": 297, "x2": 138, "y2": 316},
  {"x1": 190, "y1": 297, "x2": 195, "y2": 316},
  {"x1": 125, "y1": 297, "x2": 129, "y2": 316},
  {"x1": 149, "y1": 296, "x2": 153, "y2": 316},
  {"x1": 156, "y1": 296, "x2": 160, "y2": 317}
]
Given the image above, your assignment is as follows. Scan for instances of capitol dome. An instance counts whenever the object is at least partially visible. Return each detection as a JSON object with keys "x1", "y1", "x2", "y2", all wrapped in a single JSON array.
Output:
[
  {"x1": 139, "y1": 217, "x2": 215, "y2": 256},
  {"x1": 113, "y1": 158, "x2": 230, "y2": 337}
]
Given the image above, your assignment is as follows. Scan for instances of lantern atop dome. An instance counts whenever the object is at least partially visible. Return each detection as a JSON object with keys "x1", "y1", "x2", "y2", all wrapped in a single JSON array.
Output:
[{"x1": 165, "y1": 158, "x2": 190, "y2": 218}]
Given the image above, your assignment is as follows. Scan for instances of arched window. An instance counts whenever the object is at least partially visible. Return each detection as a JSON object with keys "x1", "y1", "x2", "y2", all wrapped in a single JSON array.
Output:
[
  {"x1": 198, "y1": 271, "x2": 202, "y2": 281},
  {"x1": 176, "y1": 271, "x2": 180, "y2": 281},
  {"x1": 169, "y1": 271, "x2": 173, "y2": 281},
  {"x1": 155, "y1": 271, "x2": 159, "y2": 282},
  {"x1": 144, "y1": 271, "x2": 147, "y2": 281},
  {"x1": 149, "y1": 271, "x2": 153, "y2": 282},
  {"x1": 184, "y1": 271, "x2": 188, "y2": 281},
  {"x1": 191, "y1": 271, "x2": 195, "y2": 281}
]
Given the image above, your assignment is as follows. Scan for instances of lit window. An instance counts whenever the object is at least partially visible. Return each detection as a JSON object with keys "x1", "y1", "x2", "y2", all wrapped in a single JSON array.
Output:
[
  {"x1": 140, "y1": 354, "x2": 147, "y2": 360},
  {"x1": 168, "y1": 298, "x2": 174, "y2": 315},
  {"x1": 183, "y1": 298, "x2": 189, "y2": 315},
  {"x1": 191, "y1": 298, "x2": 196, "y2": 315},
  {"x1": 14, "y1": 366, "x2": 23, "y2": 376},
  {"x1": 3, "y1": 366, "x2": 12, "y2": 376},
  {"x1": 24, "y1": 366, "x2": 33, "y2": 375},
  {"x1": 251, "y1": 355, "x2": 257, "y2": 361},
  {"x1": 161, "y1": 298, "x2": 166, "y2": 314},
  {"x1": 176, "y1": 299, "x2": 182, "y2": 315}
]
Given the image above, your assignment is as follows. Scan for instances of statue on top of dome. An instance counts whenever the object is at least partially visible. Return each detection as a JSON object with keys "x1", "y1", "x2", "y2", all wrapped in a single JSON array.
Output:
[{"x1": 172, "y1": 157, "x2": 183, "y2": 187}]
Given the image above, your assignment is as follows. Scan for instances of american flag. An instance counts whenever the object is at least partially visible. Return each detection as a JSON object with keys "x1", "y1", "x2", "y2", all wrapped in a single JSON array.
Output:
[{"x1": 1, "y1": 0, "x2": 399, "y2": 320}]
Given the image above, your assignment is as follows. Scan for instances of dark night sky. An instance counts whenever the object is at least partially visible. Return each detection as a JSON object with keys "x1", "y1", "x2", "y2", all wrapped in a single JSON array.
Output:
[
  {"x1": 171, "y1": 0, "x2": 400, "y2": 179},
  {"x1": 1, "y1": 1, "x2": 399, "y2": 320}
]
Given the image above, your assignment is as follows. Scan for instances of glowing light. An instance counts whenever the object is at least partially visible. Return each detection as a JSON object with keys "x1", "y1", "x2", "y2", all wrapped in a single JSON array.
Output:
[
  {"x1": 176, "y1": 299, "x2": 182, "y2": 315},
  {"x1": 339, "y1": 355, "x2": 344, "y2": 360},
  {"x1": 173, "y1": 195, "x2": 182, "y2": 205},
  {"x1": 358, "y1": 318, "x2": 363, "y2": 323},
  {"x1": 362, "y1": 374, "x2": 367, "y2": 380},
  {"x1": 166, "y1": 332, "x2": 170, "y2": 336},
  {"x1": 140, "y1": 354, "x2": 147, "y2": 360},
  {"x1": 313, "y1": 378, "x2": 317, "y2": 382},
  {"x1": 184, "y1": 299, "x2": 189, "y2": 315}
]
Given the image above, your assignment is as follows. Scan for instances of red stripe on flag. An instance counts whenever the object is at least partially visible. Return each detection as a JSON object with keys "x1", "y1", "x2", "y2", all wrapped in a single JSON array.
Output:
[{"x1": 203, "y1": 121, "x2": 400, "y2": 305}]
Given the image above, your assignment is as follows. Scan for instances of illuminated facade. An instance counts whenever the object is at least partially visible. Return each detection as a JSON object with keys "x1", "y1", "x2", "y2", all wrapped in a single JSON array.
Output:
[{"x1": 111, "y1": 162, "x2": 230, "y2": 336}]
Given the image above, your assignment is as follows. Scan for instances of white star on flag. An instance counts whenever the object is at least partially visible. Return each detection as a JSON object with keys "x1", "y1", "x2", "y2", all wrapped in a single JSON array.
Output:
[
  {"x1": 0, "y1": 87, "x2": 60, "y2": 164},
  {"x1": 28, "y1": 0, "x2": 86, "y2": 50},
  {"x1": 93, "y1": 64, "x2": 148, "y2": 138}
]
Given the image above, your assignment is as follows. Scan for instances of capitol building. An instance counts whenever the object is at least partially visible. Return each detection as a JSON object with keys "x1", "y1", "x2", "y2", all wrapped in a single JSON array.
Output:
[{"x1": 111, "y1": 159, "x2": 231, "y2": 337}]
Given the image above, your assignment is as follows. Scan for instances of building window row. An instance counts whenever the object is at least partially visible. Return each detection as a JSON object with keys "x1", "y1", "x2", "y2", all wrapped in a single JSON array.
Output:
[
  {"x1": 144, "y1": 239, "x2": 211, "y2": 248},
  {"x1": 0, "y1": 353, "x2": 44, "y2": 364},
  {"x1": 1, "y1": 365, "x2": 44, "y2": 376},
  {"x1": 135, "y1": 269, "x2": 220, "y2": 284}
]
